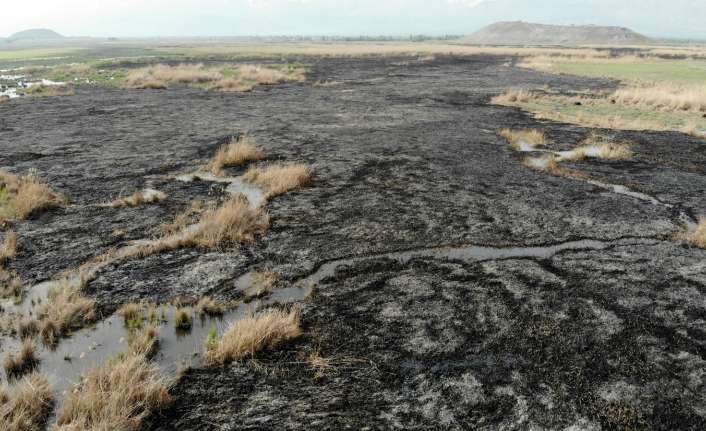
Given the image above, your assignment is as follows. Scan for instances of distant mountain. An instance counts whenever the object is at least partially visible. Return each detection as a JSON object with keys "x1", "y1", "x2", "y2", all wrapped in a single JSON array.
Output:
[
  {"x1": 8, "y1": 29, "x2": 64, "y2": 41},
  {"x1": 463, "y1": 21, "x2": 651, "y2": 45}
]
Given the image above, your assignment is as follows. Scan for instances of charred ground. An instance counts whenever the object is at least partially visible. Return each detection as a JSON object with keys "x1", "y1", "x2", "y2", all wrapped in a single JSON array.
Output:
[{"x1": 1, "y1": 54, "x2": 706, "y2": 429}]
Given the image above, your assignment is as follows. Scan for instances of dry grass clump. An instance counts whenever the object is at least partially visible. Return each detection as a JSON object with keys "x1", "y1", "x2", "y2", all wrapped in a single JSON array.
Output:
[
  {"x1": 196, "y1": 297, "x2": 224, "y2": 316},
  {"x1": 492, "y1": 89, "x2": 533, "y2": 105},
  {"x1": 0, "y1": 231, "x2": 17, "y2": 263},
  {"x1": 612, "y1": 85, "x2": 706, "y2": 113},
  {"x1": 0, "y1": 372, "x2": 53, "y2": 431},
  {"x1": 123, "y1": 63, "x2": 219, "y2": 89},
  {"x1": 137, "y1": 195, "x2": 269, "y2": 257},
  {"x1": 0, "y1": 231, "x2": 20, "y2": 298},
  {"x1": 243, "y1": 163, "x2": 312, "y2": 199},
  {"x1": 186, "y1": 195, "x2": 269, "y2": 248},
  {"x1": 209, "y1": 136, "x2": 264, "y2": 176},
  {"x1": 684, "y1": 218, "x2": 706, "y2": 248},
  {"x1": 22, "y1": 84, "x2": 74, "y2": 97},
  {"x1": 498, "y1": 128, "x2": 547, "y2": 150},
  {"x1": 522, "y1": 156, "x2": 587, "y2": 180},
  {"x1": 0, "y1": 170, "x2": 63, "y2": 224},
  {"x1": 174, "y1": 308, "x2": 192, "y2": 330},
  {"x1": 0, "y1": 95, "x2": 9, "y2": 104},
  {"x1": 242, "y1": 271, "x2": 279, "y2": 301},
  {"x1": 53, "y1": 351, "x2": 172, "y2": 430},
  {"x1": 204, "y1": 307, "x2": 302, "y2": 365},
  {"x1": 3, "y1": 338, "x2": 38, "y2": 381},
  {"x1": 106, "y1": 189, "x2": 167, "y2": 208},
  {"x1": 127, "y1": 326, "x2": 160, "y2": 358},
  {"x1": 117, "y1": 302, "x2": 146, "y2": 324},
  {"x1": 209, "y1": 65, "x2": 305, "y2": 92},
  {"x1": 32, "y1": 279, "x2": 96, "y2": 345}
]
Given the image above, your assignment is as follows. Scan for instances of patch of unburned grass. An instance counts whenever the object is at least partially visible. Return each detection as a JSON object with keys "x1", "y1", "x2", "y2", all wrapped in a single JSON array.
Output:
[
  {"x1": 3, "y1": 338, "x2": 38, "y2": 381},
  {"x1": 53, "y1": 347, "x2": 172, "y2": 430},
  {"x1": 243, "y1": 163, "x2": 312, "y2": 199},
  {"x1": 684, "y1": 218, "x2": 706, "y2": 248},
  {"x1": 20, "y1": 84, "x2": 74, "y2": 97},
  {"x1": 123, "y1": 63, "x2": 305, "y2": 93},
  {"x1": 204, "y1": 307, "x2": 301, "y2": 366},
  {"x1": 0, "y1": 231, "x2": 17, "y2": 263},
  {"x1": 0, "y1": 372, "x2": 53, "y2": 431},
  {"x1": 105, "y1": 189, "x2": 167, "y2": 208},
  {"x1": 209, "y1": 135, "x2": 264, "y2": 176},
  {"x1": 196, "y1": 297, "x2": 224, "y2": 316},
  {"x1": 25, "y1": 279, "x2": 96, "y2": 346},
  {"x1": 498, "y1": 128, "x2": 547, "y2": 150},
  {"x1": 0, "y1": 170, "x2": 63, "y2": 224},
  {"x1": 522, "y1": 155, "x2": 588, "y2": 180}
]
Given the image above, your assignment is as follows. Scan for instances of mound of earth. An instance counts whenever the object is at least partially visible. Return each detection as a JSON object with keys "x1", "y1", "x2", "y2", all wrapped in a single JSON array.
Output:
[
  {"x1": 8, "y1": 28, "x2": 64, "y2": 41},
  {"x1": 464, "y1": 21, "x2": 651, "y2": 45}
]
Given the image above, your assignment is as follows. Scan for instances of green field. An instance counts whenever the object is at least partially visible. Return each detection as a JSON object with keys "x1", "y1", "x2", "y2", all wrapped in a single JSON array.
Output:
[{"x1": 545, "y1": 59, "x2": 706, "y2": 86}]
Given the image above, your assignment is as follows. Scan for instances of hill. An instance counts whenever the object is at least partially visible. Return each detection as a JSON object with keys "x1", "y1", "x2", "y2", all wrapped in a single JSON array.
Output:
[
  {"x1": 464, "y1": 21, "x2": 651, "y2": 45},
  {"x1": 8, "y1": 29, "x2": 64, "y2": 41}
]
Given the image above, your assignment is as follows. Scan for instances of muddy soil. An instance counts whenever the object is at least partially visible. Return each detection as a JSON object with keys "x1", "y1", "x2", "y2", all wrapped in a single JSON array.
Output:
[{"x1": 1, "y1": 55, "x2": 706, "y2": 430}]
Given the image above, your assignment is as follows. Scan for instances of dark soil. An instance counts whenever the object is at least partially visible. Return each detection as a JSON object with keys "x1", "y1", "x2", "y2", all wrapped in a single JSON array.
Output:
[{"x1": 1, "y1": 54, "x2": 706, "y2": 430}]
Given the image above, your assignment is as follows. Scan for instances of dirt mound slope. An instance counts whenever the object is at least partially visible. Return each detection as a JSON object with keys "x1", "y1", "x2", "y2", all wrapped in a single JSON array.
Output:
[{"x1": 464, "y1": 21, "x2": 651, "y2": 45}]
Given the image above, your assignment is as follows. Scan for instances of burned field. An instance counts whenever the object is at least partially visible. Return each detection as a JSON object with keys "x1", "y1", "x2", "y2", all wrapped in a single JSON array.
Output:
[{"x1": 1, "y1": 54, "x2": 706, "y2": 430}]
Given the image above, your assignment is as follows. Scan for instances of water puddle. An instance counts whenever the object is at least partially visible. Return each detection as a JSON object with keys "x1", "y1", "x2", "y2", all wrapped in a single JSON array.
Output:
[
  {"x1": 0, "y1": 75, "x2": 67, "y2": 99},
  {"x1": 177, "y1": 171, "x2": 265, "y2": 208}
]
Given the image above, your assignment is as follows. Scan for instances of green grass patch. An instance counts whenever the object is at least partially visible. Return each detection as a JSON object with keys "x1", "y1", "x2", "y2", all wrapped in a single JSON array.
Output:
[{"x1": 545, "y1": 59, "x2": 706, "y2": 86}]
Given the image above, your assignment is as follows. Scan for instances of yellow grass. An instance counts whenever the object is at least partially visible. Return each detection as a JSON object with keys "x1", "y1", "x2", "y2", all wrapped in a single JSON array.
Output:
[
  {"x1": 498, "y1": 128, "x2": 547, "y2": 150},
  {"x1": 0, "y1": 231, "x2": 16, "y2": 263},
  {"x1": 243, "y1": 163, "x2": 312, "y2": 199},
  {"x1": 242, "y1": 271, "x2": 278, "y2": 301},
  {"x1": 124, "y1": 63, "x2": 220, "y2": 89},
  {"x1": 174, "y1": 308, "x2": 192, "y2": 330},
  {"x1": 209, "y1": 136, "x2": 264, "y2": 175},
  {"x1": 32, "y1": 279, "x2": 96, "y2": 345},
  {"x1": 612, "y1": 85, "x2": 706, "y2": 113},
  {"x1": 196, "y1": 297, "x2": 224, "y2": 316},
  {"x1": 22, "y1": 84, "x2": 74, "y2": 97},
  {"x1": 139, "y1": 195, "x2": 269, "y2": 256},
  {"x1": 106, "y1": 189, "x2": 167, "y2": 208},
  {"x1": 685, "y1": 218, "x2": 706, "y2": 248},
  {"x1": 3, "y1": 338, "x2": 38, "y2": 381},
  {"x1": 53, "y1": 351, "x2": 172, "y2": 430},
  {"x1": 0, "y1": 170, "x2": 63, "y2": 224},
  {"x1": 204, "y1": 307, "x2": 302, "y2": 365},
  {"x1": 124, "y1": 63, "x2": 305, "y2": 93},
  {"x1": 522, "y1": 155, "x2": 588, "y2": 180},
  {"x1": 0, "y1": 372, "x2": 53, "y2": 431},
  {"x1": 0, "y1": 267, "x2": 23, "y2": 299}
]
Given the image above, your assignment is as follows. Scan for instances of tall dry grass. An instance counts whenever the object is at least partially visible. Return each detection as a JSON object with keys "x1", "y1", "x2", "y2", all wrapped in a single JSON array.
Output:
[
  {"x1": 243, "y1": 163, "x2": 312, "y2": 199},
  {"x1": 209, "y1": 136, "x2": 264, "y2": 175},
  {"x1": 0, "y1": 372, "x2": 54, "y2": 431},
  {"x1": 138, "y1": 195, "x2": 269, "y2": 256},
  {"x1": 0, "y1": 231, "x2": 17, "y2": 263},
  {"x1": 0, "y1": 170, "x2": 63, "y2": 223},
  {"x1": 124, "y1": 63, "x2": 220, "y2": 89},
  {"x1": 685, "y1": 218, "x2": 706, "y2": 248},
  {"x1": 106, "y1": 189, "x2": 167, "y2": 208},
  {"x1": 204, "y1": 307, "x2": 301, "y2": 366},
  {"x1": 32, "y1": 279, "x2": 96, "y2": 345},
  {"x1": 498, "y1": 128, "x2": 547, "y2": 150},
  {"x1": 3, "y1": 338, "x2": 38, "y2": 381},
  {"x1": 53, "y1": 350, "x2": 172, "y2": 430}
]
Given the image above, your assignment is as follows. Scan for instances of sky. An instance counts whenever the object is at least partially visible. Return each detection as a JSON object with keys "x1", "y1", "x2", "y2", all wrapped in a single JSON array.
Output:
[{"x1": 2, "y1": 0, "x2": 705, "y2": 40}]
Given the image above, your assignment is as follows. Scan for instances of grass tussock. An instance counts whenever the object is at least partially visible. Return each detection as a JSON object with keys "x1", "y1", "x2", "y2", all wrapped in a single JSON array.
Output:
[
  {"x1": 174, "y1": 308, "x2": 192, "y2": 330},
  {"x1": 209, "y1": 136, "x2": 264, "y2": 176},
  {"x1": 0, "y1": 372, "x2": 53, "y2": 431},
  {"x1": 522, "y1": 156, "x2": 588, "y2": 180},
  {"x1": 498, "y1": 128, "x2": 547, "y2": 150},
  {"x1": 0, "y1": 170, "x2": 63, "y2": 224},
  {"x1": 140, "y1": 195, "x2": 269, "y2": 257},
  {"x1": 3, "y1": 339, "x2": 38, "y2": 381},
  {"x1": 124, "y1": 63, "x2": 305, "y2": 93},
  {"x1": 106, "y1": 189, "x2": 167, "y2": 208},
  {"x1": 204, "y1": 307, "x2": 302, "y2": 366},
  {"x1": 196, "y1": 297, "x2": 225, "y2": 316},
  {"x1": 575, "y1": 135, "x2": 633, "y2": 161},
  {"x1": 53, "y1": 350, "x2": 172, "y2": 431},
  {"x1": 0, "y1": 231, "x2": 17, "y2": 263},
  {"x1": 685, "y1": 218, "x2": 706, "y2": 248},
  {"x1": 242, "y1": 271, "x2": 279, "y2": 301},
  {"x1": 31, "y1": 279, "x2": 96, "y2": 345},
  {"x1": 21, "y1": 84, "x2": 74, "y2": 97},
  {"x1": 243, "y1": 163, "x2": 312, "y2": 199}
]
